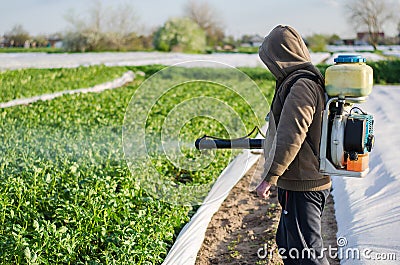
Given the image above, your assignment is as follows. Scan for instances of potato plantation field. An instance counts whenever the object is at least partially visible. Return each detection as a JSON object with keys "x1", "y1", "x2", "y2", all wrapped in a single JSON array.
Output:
[
  {"x1": 0, "y1": 65, "x2": 274, "y2": 264},
  {"x1": 0, "y1": 66, "x2": 128, "y2": 103}
]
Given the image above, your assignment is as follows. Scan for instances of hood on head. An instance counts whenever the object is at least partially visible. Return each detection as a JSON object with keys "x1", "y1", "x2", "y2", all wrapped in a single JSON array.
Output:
[{"x1": 259, "y1": 25, "x2": 312, "y2": 82}]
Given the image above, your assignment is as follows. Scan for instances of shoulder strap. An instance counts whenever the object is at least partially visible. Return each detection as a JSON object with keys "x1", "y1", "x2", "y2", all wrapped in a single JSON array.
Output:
[
  {"x1": 279, "y1": 73, "x2": 325, "y2": 159},
  {"x1": 280, "y1": 73, "x2": 325, "y2": 106}
]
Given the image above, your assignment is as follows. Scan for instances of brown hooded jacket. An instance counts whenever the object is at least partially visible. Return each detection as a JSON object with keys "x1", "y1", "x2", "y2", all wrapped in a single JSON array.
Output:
[{"x1": 259, "y1": 25, "x2": 331, "y2": 191}]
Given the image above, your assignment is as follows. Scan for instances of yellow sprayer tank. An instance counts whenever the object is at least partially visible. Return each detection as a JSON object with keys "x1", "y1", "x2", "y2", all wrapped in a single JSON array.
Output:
[{"x1": 325, "y1": 55, "x2": 373, "y2": 97}]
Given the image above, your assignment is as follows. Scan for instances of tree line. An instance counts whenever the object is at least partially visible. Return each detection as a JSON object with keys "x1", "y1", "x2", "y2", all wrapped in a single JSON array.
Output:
[{"x1": 2, "y1": 0, "x2": 399, "y2": 53}]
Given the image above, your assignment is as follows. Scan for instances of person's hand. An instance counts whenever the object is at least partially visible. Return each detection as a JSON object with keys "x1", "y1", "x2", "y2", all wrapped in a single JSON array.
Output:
[{"x1": 256, "y1": 180, "x2": 272, "y2": 199}]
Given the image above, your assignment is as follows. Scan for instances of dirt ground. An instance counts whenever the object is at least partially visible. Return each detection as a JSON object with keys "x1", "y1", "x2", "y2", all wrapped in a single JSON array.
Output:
[{"x1": 196, "y1": 157, "x2": 340, "y2": 265}]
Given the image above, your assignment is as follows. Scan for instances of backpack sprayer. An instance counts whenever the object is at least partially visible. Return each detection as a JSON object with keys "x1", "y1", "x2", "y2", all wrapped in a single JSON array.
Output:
[{"x1": 195, "y1": 55, "x2": 375, "y2": 178}]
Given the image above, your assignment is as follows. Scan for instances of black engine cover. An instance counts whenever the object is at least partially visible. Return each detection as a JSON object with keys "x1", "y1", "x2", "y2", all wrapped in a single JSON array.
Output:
[{"x1": 344, "y1": 117, "x2": 366, "y2": 153}]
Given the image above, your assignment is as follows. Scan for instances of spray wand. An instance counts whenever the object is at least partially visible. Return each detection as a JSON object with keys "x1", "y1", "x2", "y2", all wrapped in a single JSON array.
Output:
[{"x1": 195, "y1": 126, "x2": 265, "y2": 150}]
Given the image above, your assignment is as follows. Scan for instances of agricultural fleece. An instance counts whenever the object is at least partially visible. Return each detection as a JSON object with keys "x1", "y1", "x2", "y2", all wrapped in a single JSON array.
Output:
[{"x1": 259, "y1": 25, "x2": 331, "y2": 191}]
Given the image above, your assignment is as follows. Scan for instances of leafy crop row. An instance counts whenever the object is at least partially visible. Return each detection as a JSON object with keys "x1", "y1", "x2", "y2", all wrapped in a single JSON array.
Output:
[
  {"x1": 0, "y1": 65, "x2": 274, "y2": 264},
  {"x1": 0, "y1": 65, "x2": 128, "y2": 103}
]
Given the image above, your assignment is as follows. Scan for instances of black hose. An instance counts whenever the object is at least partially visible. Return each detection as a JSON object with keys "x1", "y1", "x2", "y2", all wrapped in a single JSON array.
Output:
[{"x1": 195, "y1": 138, "x2": 264, "y2": 150}]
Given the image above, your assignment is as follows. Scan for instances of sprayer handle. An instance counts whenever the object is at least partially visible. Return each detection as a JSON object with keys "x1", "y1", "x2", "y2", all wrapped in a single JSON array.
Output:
[{"x1": 195, "y1": 138, "x2": 263, "y2": 150}]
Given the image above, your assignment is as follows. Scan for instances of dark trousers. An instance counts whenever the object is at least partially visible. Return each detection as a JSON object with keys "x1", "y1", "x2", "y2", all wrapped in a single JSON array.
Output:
[{"x1": 276, "y1": 188, "x2": 330, "y2": 265}]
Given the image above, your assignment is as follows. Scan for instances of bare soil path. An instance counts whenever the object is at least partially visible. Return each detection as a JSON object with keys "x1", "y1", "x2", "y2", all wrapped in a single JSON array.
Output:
[{"x1": 196, "y1": 157, "x2": 340, "y2": 265}]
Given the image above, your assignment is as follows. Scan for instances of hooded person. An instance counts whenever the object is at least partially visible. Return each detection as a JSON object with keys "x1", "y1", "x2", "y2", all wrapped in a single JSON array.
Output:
[{"x1": 256, "y1": 25, "x2": 331, "y2": 265}]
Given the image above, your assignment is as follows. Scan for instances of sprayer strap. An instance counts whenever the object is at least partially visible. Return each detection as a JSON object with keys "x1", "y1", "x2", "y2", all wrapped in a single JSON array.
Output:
[
  {"x1": 281, "y1": 73, "x2": 324, "y2": 106},
  {"x1": 279, "y1": 73, "x2": 325, "y2": 159}
]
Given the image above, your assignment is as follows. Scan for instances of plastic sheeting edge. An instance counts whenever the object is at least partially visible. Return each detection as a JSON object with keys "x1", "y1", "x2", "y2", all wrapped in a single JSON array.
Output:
[{"x1": 162, "y1": 149, "x2": 262, "y2": 264}]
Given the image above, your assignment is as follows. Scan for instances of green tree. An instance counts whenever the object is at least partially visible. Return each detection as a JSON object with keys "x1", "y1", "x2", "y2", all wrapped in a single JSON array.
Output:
[
  {"x1": 305, "y1": 34, "x2": 328, "y2": 52},
  {"x1": 153, "y1": 17, "x2": 206, "y2": 53},
  {"x1": 305, "y1": 34, "x2": 342, "y2": 52},
  {"x1": 327, "y1": 34, "x2": 341, "y2": 45}
]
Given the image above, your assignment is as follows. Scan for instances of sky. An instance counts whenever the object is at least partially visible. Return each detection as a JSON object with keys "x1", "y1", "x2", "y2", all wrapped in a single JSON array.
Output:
[{"x1": 0, "y1": 0, "x2": 399, "y2": 39}]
